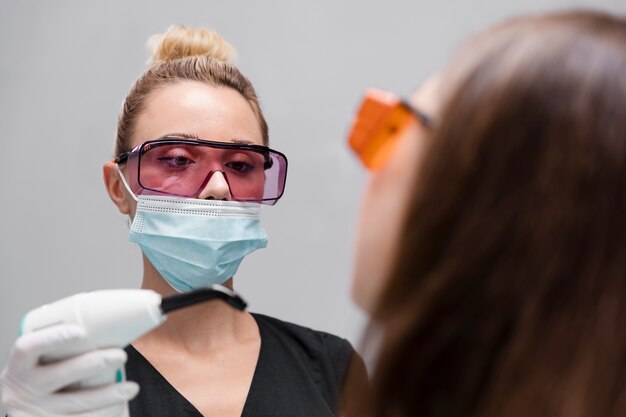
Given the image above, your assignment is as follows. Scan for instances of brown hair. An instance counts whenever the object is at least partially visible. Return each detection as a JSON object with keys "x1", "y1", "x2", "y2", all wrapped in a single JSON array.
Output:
[
  {"x1": 348, "y1": 10, "x2": 626, "y2": 417},
  {"x1": 115, "y1": 24, "x2": 268, "y2": 155}
]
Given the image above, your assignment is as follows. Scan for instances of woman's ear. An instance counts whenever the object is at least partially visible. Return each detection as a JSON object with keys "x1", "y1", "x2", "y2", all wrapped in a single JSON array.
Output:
[{"x1": 103, "y1": 161, "x2": 133, "y2": 215}]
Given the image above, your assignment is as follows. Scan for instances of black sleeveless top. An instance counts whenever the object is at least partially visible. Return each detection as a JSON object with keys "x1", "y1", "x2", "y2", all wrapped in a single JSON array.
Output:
[{"x1": 125, "y1": 313, "x2": 363, "y2": 416}]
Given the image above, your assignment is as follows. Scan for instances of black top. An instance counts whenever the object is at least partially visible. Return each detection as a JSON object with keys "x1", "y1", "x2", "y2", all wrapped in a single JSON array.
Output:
[{"x1": 125, "y1": 313, "x2": 364, "y2": 416}]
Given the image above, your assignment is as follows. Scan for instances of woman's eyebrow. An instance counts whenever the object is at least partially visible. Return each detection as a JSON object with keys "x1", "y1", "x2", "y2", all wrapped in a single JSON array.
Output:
[
  {"x1": 162, "y1": 133, "x2": 256, "y2": 145},
  {"x1": 164, "y1": 132, "x2": 200, "y2": 139},
  {"x1": 230, "y1": 138, "x2": 256, "y2": 145}
]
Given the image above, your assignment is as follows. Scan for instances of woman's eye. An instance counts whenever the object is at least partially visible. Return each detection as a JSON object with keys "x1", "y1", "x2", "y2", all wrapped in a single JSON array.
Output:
[
  {"x1": 226, "y1": 161, "x2": 256, "y2": 174},
  {"x1": 158, "y1": 156, "x2": 194, "y2": 167}
]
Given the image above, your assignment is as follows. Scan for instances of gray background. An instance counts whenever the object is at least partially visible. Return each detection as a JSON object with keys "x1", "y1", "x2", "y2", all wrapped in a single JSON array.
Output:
[{"x1": 1, "y1": 0, "x2": 624, "y2": 411}]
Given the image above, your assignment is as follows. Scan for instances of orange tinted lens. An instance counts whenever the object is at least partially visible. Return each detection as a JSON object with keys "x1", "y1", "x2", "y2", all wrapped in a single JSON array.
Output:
[{"x1": 348, "y1": 89, "x2": 414, "y2": 170}]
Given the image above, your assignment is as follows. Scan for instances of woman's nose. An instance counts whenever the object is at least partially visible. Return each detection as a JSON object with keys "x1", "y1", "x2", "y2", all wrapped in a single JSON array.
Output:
[{"x1": 197, "y1": 171, "x2": 232, "y2": 200}]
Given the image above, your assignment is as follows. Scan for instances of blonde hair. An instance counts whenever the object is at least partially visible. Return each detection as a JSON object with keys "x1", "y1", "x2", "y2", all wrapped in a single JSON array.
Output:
[
  {"x1": 146, "y1": 24, "x2": 236, "y2": 65},
  {"x1": 115, "y1": 24, "x2": 268, "y2": 155}
]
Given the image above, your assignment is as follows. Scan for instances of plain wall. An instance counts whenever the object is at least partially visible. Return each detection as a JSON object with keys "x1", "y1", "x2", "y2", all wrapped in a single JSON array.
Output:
[{"x1": 1, "y1": 0, "x2": 624, "y2": 413}]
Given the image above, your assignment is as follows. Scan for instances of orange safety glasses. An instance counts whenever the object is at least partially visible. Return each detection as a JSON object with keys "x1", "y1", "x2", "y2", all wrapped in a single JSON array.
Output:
[{"x1": 348, "y1": 88, "x2": 434, "y2": 171}]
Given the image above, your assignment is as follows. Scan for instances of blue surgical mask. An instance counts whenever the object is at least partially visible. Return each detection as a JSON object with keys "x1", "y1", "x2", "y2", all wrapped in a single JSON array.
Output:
[{"x1": 128, "y1": 195, "x2": 268, "y2": 292}]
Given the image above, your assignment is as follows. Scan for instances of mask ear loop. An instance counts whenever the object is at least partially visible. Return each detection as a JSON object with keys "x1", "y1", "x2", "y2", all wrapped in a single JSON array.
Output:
[{"x1": 115, "y1": 164, "x2": 139, "y2": 202}]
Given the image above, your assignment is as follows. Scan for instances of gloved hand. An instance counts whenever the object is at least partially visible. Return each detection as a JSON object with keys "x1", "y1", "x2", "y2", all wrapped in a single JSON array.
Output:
[{"x1": 1, "y1": 323, "x2": 139, "y2": 417}]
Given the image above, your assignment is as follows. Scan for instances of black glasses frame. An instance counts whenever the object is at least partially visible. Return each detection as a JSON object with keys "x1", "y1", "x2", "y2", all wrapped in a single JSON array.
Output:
[
  {"x1": 400, "y1": 101, "x2": 435, "y2": 130},
  {"x1": 115, "y1": 137, "x2": 285, "y2": 170},
  {"x1": 115, "y1": 137, "x2": 288, "y2": 204}
]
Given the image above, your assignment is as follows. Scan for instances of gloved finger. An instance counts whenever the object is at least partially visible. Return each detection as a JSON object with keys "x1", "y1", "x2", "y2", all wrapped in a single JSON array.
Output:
[
  {"x1": 69, "y1": 403, "x2": 128, "y2": 417},
  {"x1": 15, "y1": 402, "x2": 131, "y2": 417},
  {"x1": 72, "y1": 403, "x2": 129, "y2": 417},
  {"x1": 35, "y1": 348, "x2": 128, "y2": 393},
  {"x1": 9, "y1": 324, "x2": 86, "y2": 370},
  {"x1": 45, "y1": 381, "x2": 139, "y2": 414}
]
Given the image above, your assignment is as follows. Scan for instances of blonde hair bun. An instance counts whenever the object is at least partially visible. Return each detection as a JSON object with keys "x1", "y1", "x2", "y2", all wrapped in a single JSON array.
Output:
[{"x1": 147, "y1": 24, "x2": 236, "y2": 65}]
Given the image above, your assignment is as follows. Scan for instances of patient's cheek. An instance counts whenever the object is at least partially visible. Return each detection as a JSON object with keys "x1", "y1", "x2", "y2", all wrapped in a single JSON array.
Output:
[{"x1": 351, "y1": 125, "x2": 424, "y2": 312}]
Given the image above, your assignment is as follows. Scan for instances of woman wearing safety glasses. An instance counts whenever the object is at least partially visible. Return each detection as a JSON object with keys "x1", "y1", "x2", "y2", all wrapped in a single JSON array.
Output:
[
  {"x1": 343, "y1": 9, "x2": 626, "y2": 417},
  {"x1": 1, "y1": 25, "x2": 363, "y2": 417}
]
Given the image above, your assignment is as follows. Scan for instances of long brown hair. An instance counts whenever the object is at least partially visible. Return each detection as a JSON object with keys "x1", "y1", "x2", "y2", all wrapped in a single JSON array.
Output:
[{"x1": 348, "y1": 10, "x2": 626, "y2": 417}]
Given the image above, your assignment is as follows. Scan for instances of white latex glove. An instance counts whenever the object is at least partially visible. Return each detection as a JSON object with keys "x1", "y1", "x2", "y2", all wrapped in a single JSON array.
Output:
[{"x1": 1, "y1": 323, "x2": 139, "y2": 417}]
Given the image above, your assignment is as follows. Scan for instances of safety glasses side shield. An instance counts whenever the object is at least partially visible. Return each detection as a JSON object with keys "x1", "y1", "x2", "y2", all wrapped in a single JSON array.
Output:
[{"x1": 348, "y1": 88, "x2": 434, "y2": 171}]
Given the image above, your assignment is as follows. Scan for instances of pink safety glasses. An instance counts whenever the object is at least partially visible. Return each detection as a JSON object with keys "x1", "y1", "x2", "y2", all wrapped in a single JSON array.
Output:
[{"x1": 115, "y1": 137, "x2": 288, "y2": 205}]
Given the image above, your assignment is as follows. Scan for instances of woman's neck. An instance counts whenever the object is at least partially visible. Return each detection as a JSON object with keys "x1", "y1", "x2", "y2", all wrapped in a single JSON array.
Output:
[{"x1": 133, "y1": 257, "x2": 256, "y2": 355}]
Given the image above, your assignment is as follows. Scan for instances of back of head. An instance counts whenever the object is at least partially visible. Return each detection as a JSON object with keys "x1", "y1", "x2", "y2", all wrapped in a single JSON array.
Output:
[
  {"x1": 115, "y1": 24, "x2": 268, "y2": 156},
  {"x1": 366, "y1": 10, "x2": 626, "y2": 417}
]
